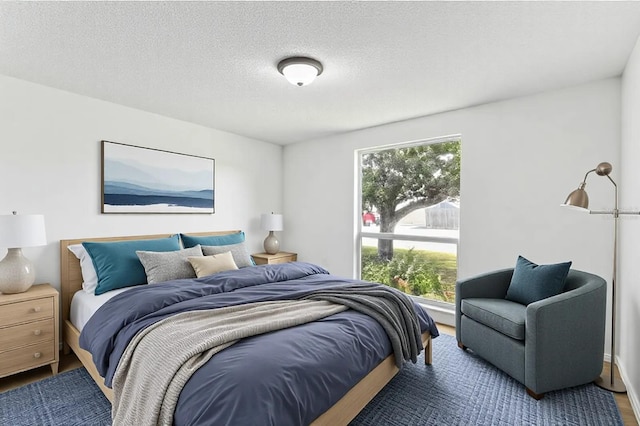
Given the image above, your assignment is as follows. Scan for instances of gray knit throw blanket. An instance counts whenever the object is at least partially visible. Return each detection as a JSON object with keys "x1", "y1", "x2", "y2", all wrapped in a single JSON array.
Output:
[{"x1": 303, "y1": 283, "x2": 423, "y2": 367}]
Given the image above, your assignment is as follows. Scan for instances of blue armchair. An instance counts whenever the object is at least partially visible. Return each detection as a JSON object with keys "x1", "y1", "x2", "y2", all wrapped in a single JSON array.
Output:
[{"x1": 455, "y1": 268, "x2": 606, "y2": 399}]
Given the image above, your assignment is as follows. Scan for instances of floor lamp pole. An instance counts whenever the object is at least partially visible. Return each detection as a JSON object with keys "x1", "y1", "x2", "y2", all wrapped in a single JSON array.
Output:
[
  {"x1": 594, "y1": 176, "x2": 626, "y2": 393},
  {"x1": 563, "y1": 162, "x2": 635, "y2": 393}
]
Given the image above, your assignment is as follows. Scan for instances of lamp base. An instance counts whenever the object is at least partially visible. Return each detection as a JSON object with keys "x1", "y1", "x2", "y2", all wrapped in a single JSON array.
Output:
[
  {"x1": 0, "y1": 248, "x2": 35, "y2": 294},
  {"x1": 594, "y1": 374, "x2": 627, "y2": 393},
  {"x1": 263, "y1": 231, "x2": 280, "y2": 255}
]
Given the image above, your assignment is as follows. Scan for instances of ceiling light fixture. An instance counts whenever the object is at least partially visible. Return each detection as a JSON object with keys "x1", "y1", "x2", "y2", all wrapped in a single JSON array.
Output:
[{"x1": 277, "y1": 57, "x2": 323, "y2": 87}]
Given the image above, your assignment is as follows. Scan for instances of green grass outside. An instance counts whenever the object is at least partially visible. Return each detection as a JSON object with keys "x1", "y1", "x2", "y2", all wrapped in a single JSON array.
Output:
[{"x1": 361, "y1": 246, "x2": 457, "y2": 303}]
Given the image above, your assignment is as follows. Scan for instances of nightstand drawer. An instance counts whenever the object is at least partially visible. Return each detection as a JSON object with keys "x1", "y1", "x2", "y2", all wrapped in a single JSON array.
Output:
[
  {"x1": 0, "y1": 340, "x2": 55, "y2": 377},
  {"x1": 0, "y1": 318, "x2": 55, "y2": 351},
  {"x1": 0, "y1": 297, "x2": 54, "y2": 327}
]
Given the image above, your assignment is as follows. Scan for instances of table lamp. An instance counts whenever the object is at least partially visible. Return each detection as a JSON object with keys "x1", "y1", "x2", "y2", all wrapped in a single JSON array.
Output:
[
  {"x1": 0, "y1": 211, "x2": 47, "y2": 294},
  {"x1": 260, "y1": 213, "x2": 283, "y2": 255}
]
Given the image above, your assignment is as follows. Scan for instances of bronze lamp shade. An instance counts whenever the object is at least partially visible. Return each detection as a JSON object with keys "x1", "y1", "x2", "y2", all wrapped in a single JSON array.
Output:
[
  {"x1": 562, "y1": 183, "x2": 589, "y2": 210},
  {"x1": 562, "y1": 162, "x2": 615, "y2": 211}
]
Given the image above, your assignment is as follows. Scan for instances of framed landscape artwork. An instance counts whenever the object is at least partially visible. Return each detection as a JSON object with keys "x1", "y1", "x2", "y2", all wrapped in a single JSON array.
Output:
[{"x1": 101, "y1": 141, "x2": 215, "y2": 214}]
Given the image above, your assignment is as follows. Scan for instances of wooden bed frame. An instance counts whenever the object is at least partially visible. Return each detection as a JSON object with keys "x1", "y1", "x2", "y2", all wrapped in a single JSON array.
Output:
[{"x1": 59, "y1": 231, "x2": 432, "y2": 426}]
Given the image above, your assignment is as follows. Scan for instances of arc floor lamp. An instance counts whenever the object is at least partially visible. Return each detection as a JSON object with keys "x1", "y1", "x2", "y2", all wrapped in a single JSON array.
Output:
[{"x1": 562, "y1": 162, "x2": 638, "y2": 393}]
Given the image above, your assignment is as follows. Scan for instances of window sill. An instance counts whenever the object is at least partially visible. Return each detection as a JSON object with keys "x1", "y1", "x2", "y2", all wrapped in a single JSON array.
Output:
[{"x1": 418, "y1": 301, "x2": 455, "y2": 327}]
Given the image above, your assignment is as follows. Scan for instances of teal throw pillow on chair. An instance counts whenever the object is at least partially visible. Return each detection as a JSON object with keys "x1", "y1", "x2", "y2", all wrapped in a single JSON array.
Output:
[{"x1": 505, "y1": 256, "x2": 572, "y2": 305}]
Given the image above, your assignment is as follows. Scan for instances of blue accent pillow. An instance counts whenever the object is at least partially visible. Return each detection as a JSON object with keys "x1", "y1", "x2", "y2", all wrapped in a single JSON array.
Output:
[
  {"x1": 180, "y1": 232, "x2": 245, "y2": 248},
  {"x1": 505, "y1": 256, "x2": 572, "y2": 305},
  {"x1": 83, "y1": 235, "x2": 181, "y2": 295}
]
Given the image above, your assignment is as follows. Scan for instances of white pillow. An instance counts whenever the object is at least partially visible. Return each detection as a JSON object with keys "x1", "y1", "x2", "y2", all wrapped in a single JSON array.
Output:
[{"x1": 67, "y1": 244, "x2": 98, "y2": 294}]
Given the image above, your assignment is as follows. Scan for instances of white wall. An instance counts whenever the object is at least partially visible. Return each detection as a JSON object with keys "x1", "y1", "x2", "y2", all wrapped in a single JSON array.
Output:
[
  {"x1": 284, "y1": 78, "x2": 620, "y2": 343},
  {"x1": 0, "y1": 75, "x2": 283, "y2": 292},
  {"x1": 620, "y1": 35, "x2": 640, "y2": 418}
]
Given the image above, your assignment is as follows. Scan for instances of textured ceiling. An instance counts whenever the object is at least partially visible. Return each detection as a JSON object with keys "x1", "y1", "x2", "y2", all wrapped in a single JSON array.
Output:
[{"x1": 2, "y1": 1, "x2": 640, "y2": 145}]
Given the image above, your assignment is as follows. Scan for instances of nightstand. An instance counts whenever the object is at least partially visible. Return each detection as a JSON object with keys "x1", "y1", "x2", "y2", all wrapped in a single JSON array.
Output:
[
  {"x1": 252, "y1": 252, "x2": 298, "y2": 265},
  {"x1": 0, "y1": 284, "x2": 59, "y2": 378}
]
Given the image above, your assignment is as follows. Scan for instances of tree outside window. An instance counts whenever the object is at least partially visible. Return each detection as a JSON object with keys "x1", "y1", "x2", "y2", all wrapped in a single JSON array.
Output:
[{"x1": 360, "y1": 140, "x2": 460, "y2": 303}]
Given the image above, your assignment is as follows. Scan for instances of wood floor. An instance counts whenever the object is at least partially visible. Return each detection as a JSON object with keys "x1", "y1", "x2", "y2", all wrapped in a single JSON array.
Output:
[{"x1": 0, "y1": 324, "x2": 637, "y2": 425}]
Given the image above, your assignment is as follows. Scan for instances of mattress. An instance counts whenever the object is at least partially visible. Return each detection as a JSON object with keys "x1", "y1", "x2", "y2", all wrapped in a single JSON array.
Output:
[{"x1": 70, "y1": 287, "x2": 132, "y2": 332}]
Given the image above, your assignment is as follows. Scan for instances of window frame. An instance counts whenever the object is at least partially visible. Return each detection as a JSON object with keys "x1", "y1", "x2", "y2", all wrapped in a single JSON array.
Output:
[{"x1": 354, "y1": 135, "x2": 461, "y2": 324}]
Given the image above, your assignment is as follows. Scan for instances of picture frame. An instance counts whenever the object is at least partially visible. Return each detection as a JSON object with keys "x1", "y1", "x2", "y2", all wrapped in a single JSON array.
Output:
[{"x1": 101, "y1": 140, "x2": 215, "y2": 214}]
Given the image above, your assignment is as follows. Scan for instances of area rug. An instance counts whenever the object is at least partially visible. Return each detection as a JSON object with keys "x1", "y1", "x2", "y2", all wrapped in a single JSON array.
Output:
[{"x1": 0, "y1": 333, "x2": 623, "y2": 426}]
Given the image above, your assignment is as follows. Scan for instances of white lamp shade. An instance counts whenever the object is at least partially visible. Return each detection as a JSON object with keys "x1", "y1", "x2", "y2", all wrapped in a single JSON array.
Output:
[
  {"x1": 261, "y1": 213, "x2": 283, "y2": 231},
  {"x1": 0, "y1": 214, "x2": 46, "y2": 248}
]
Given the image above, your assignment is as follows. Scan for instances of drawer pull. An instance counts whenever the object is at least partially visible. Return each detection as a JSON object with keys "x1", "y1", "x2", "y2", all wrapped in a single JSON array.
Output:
[
  {"x1": 33, "y1": 352, "x2": 41, "y2": 359},
  {"x1": 33, "y1": 329, "x2": 42, "y2": 336},
  {"x1": 32, "y1": 307, "x2": 42, "y2": 313}
]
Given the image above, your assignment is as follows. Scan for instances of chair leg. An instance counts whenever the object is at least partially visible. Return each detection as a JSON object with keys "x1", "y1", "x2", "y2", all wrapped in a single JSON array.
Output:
[
  {"x1": 526, "y1": 388, "x2": 544, "y2": 400},
  {"x1": 457, "y1": 341, "x2": 467, "y2": 350}
]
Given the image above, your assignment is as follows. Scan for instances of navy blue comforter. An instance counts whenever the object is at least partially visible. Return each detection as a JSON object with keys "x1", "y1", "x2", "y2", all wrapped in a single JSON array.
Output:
[{"x1": 80, "y1": 262, "x2": 439, "y2": 425}]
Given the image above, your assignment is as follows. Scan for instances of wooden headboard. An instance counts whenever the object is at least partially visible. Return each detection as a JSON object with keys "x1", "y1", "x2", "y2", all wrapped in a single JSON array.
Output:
[{"x1": 59, "y1": 230, "x2": 241, "y2": 328}]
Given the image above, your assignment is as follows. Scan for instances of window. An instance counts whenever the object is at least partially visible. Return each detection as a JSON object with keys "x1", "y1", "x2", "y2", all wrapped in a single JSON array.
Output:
[{"x1": 357, "y1": 137, "x2": 460, "y2": 305}]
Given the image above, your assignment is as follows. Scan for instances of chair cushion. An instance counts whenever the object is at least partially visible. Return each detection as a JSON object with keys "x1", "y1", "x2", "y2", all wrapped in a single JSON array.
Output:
[
  {"x1": 461, "y1": 298, "x2": 526, "y2": 340},
  {"x1": 505, "y1": 256, "x2": 572, "y2": 305}
]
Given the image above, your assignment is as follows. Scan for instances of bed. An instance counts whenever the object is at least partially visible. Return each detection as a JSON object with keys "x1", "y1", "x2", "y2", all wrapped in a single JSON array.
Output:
[{"x1": 60, "y1": 231, "x2": 437, "y2": 425}]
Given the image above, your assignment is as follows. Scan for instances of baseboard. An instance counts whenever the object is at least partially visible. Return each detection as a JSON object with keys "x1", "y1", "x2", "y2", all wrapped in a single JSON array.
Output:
[
  {"x1": 616, "y1": 356, "x2": 640, "y2": 423},
  {"x1": 601, "y1": 352, "x2": 639, "y2": 423}
]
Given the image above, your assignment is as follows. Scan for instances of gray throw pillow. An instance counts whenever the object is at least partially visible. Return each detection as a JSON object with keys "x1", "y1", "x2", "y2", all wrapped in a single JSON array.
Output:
[
  {"x1": 202, "y1": 242, "x2": 253, "y2": 268},
  {"x1": 136, "y1": 245, "x2": 203, "y2": 284}
]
